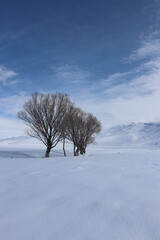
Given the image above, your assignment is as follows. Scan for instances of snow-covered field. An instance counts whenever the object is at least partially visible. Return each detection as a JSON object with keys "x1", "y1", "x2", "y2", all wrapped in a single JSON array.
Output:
[{"x1": 1, "y1": 144, "x2": 160, "y2": 240}]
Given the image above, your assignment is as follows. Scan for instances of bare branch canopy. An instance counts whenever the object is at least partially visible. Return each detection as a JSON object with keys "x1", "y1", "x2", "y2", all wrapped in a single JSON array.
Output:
[
  {"x1": 17, "y1": 92, "x2": 101, "y2": 157},
  {"x1": 17, "y1": 92, "x2": 72, "y2": 157}
]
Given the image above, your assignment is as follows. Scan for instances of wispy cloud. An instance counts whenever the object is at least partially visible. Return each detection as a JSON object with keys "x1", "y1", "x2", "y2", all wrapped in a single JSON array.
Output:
[
  {"x1": 101, "y1": 27, "x2": 160, "y2": 99},
  {"x1": 102, "y1": 58, "x2": 160, "y2": 98},
  {"x1": 0, "y1": 116, "x2": 25, "y2": 139},
  {"x1": 0, "y1": 93, "x2": 30, "y2": 138},
  {"x1": 0, "y1": 65, "x2": 18, "y2": 85},
  {"x1": 52, "y1": 64, "x2": 91, "y2": 84},
  {"x1": 2, "y1": 27, "x2": 160, "y2": 137},
  {"x1": 129, "y1": 39, "x2": 160, "y2": 62},
  {"x1": 74, "y1": 29, "x2": 160, "y2": 127},
  {"x1": 76, "y1": 76, "x2": 160, "y2": 128},
  {"x1": 128, "y1": 30, "x2": 160, "y2": 62},
  {"x1": 101, "y1": 72, "x2": 132, "y2": 87},
  {"x1": 0, "y1": 94, "x2": 29, "y2": 116}
]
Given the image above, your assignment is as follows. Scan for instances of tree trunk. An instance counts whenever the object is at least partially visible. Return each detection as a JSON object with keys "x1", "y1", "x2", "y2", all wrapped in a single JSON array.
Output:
[
  {"x1": 63, "y1": 138, "x2": 66, "y2": 156},
  {"x1": 73, "y1": 143, "x2": 76, "y2": 156},
  {"x1": 75, "y1": 147, "x2": 80, "y2": 156},
  {"x1": 80, "y1": 148, "x2": 84, "y2": 155},
  {"x1": 73, "y1": 144, "x2": 79, "y2": 156},
  {"x1": 80, "y1": 145, "x2": 86, "y2": 155},
  {"x1": 45, "y1": 146, "x2": 52, "y2": 158}
]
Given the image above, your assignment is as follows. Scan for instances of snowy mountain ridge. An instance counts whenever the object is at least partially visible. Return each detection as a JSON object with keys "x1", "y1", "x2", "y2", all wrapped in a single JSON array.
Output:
[
  {"x1": 96, "y1": 122, "x2": 160, "y2": 148},
  {"x1": 0, "y1": 122, "x2": 160, "y2": 149}
]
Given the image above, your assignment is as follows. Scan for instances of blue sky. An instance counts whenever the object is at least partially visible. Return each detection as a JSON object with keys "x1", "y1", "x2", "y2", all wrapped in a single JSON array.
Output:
[{"x1": 1, "y1": 0, "x2": 160, "y2": 137}]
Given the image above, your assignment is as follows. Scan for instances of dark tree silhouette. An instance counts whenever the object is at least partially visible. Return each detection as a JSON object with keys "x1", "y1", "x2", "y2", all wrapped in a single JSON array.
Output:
[
  {"x1": 65, "y1": 107, "x2": 101, "y2": 156},
  {"x1": 17, "y1": 92, "x2": 71, "y2": 157},
  {"x1": 64, "y1": 106, "x2": 82, "y2": 156}
]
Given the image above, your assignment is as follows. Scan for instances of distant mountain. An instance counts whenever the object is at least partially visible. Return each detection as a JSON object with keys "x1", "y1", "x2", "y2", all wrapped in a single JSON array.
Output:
[
  {"x1": 0, "y1": 122, "x2": 160, "y2": 149},
  {"x1": 96, "y1": 122, "x2": 160, "y2": 149},
  {"x1": 0, "y1": 136, "x2": 29, "y2": 143},
  {"x1": 0, "y1": 136, "x2": 43, "y2": 148}
]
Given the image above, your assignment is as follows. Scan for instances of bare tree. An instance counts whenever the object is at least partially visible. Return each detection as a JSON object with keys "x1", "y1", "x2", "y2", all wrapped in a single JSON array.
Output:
[
  {"x1": 75, "y1": 112, "x2": 101, "y2": 155},
  {"x1": 65, "y1": 106, "x2": 82, "y2": 156},
  {"x1": 65, "y1": 107, "x2": 101, "y2": 156},
  {"x1": 17, "y1": 92, "x2": 71, "y2": 157}
]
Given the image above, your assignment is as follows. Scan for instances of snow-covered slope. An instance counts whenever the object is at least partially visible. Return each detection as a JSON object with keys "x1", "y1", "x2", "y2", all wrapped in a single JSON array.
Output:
[
  {"x1": 97, "y1": 122, "x2": 160, "y2": 149},
  {"x1": 1, "y1": 124, "x2": 160, "y2": 239},
  {"x1": 0, "y1": 136, "x2": 43, "y2": 148},
  {"x1": 1, "y1": 149, "x2": 160, "y2": 240},
  {"x1": 0, "y1": 136, "x2": 74, "y2": 158},
  {"x1": 0, "y1": 122, "x2": 160, "y2": 152}
]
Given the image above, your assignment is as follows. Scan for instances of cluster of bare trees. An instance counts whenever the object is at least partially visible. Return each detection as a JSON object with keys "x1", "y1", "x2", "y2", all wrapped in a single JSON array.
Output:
[{"x1": 17, "y1": 93, "x2": 101, "y2": 157}]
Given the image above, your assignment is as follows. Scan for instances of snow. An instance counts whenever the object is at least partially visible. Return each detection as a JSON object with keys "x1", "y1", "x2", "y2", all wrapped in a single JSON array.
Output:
[
  {"x1": 1, "y1": 122, "x2": 160, "y2": 151},
  {"x1": 98, "y1": 122, "x2": 160, "y2": 148},
  {"x1": 1, "y1": 145, "x2": 160, "y2": 240}
]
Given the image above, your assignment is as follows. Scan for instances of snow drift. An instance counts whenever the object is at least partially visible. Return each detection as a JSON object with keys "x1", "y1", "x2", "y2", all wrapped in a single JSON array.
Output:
[{"x1": 0, "y1": 149, "x2": 160, "y2": 240}]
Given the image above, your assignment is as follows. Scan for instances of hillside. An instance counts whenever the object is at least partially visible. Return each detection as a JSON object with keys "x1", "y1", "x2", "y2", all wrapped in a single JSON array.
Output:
[
  {"x1": 97, "y1": 122, "x2": 160, "y2": 149},
  {"x1": 1, "y1": 123, "x2": 160, "y2": 239},
  {"x1": 0, "y1": 123, "x2": 160, "y2": 155},
  {"x1": 1, "y1": 149, "x2": 160, "y2": 240}
]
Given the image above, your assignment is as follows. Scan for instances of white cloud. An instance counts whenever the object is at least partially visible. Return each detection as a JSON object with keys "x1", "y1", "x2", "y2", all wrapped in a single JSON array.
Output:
[
  {"x1": 129, "y1": 39, "x2": 160, "y2": 61},
  {"x1": 0, "y1": 94, "x2": 29, "y2": 115},
  {"x1": 0, "y1": 116, "x2": 25, "y2": 139},
  {"x1": 101, "y1": 72, "x2": 132, "y2": 87},
  {"x1": 0, "y1": 94, "x2": 30, "y2": 138},
  {"x1": 128, "y1": 30, "x2": 160, "y2": 62},
  {"x1": 2, "y1": 30, "x2": 160, "y2": 138},
  {"x1": 75, "y1": 86, "x2": 160, "y2": 129},
  {"x1": 0, "y1": 65, "x2": 18, "y2": 85},
  {"x1": 52, "y1": 64, "x2": 91, "y2": 84},
  {"x1": 103, "y1": 59, "x2": 160, "y2": 98},
  {"x1": 74, "y1": 33, "x2": 160, "y2": 128}
]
